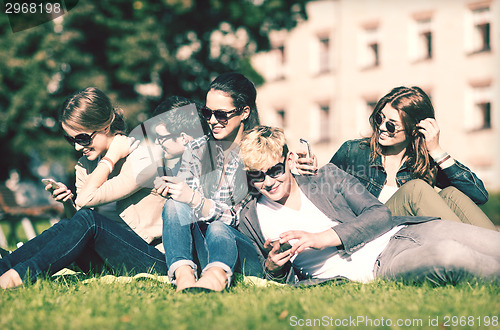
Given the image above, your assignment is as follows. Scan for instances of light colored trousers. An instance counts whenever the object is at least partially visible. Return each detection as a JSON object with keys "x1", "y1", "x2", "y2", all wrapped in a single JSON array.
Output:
[
  {"x1": 374, "y1": 220, "x2": 500, "y2": 285},
  {"x1": 384, "y1": 179, "x2": 496, "y2": 231}
]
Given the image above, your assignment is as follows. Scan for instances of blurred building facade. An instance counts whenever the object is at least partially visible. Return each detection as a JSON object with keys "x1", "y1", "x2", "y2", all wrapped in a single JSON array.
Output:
[{"x1": 251, "y1": 0, "x2": 500, "y2": 191}]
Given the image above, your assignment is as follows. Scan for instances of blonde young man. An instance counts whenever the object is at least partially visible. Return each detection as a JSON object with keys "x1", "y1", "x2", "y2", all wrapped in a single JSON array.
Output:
[{"x1": 237, "y1": 126, "x2": 500, "y2": 285}]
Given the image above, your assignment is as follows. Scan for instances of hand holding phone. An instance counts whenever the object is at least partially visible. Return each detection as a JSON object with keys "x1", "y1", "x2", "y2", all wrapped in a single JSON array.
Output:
[
  {"x1": 42, "y1": 179, "x2": 73, "y2": 203},
  {"x1": 278, "y1": 241, "x2": 292, "y2": 253},
  {"x1": 42, "y1": 178, "x2": 60, "y2": 191},
  {"x1": 270, "y1": 238, "x2": 292, "y2": 253},
  {"x1": 299, "y1": 138, "x2": 311, "y2": 158},
  {"x1": 296, "y1": 138, "x2": 317, "y2": 176}
]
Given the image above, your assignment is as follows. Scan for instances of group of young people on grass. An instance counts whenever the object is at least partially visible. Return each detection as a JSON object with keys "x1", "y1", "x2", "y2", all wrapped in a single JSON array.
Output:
[{"x1": 1, "y1": 73, "x2": 499, "y2": 291}]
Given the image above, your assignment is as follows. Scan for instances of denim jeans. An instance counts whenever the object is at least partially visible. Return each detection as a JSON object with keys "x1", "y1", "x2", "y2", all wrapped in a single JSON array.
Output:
[
  {"x1": 162, "y1": 199, "x2": 263, "y2": 284},
  {"x1": 0, "y1": 209, "x2": 167, "y2": 282},
  {"x1": 374, "y1": 220, "x2": 500, "y2": 285}
]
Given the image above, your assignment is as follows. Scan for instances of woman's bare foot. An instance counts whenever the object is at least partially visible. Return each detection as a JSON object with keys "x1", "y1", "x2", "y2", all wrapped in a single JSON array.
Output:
[
  {"x1": 195, "y1": 267, "x2": 227, "y2": 292},
  {"x1": 174, "y1": 265, "x2": 196, "y2": 292},
  {"x1": 0, "y1": 269, "x2": 23, "y2": 289}
]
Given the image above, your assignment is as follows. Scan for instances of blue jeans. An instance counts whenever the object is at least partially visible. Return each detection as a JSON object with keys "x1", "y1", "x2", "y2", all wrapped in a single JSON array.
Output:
[
  {"x1": 374, "y1": 220, "x2": 500, "y2": 285},
  {"x1": 162, "y1": 199, "x2": 263, "y2": 284},
  {"x1": 0, "y1": 209, "x2": 167, "y2": 282}
]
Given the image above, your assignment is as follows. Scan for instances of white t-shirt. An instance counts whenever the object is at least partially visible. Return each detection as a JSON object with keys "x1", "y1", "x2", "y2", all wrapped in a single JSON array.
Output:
[{"x1": 257, "y1": 190, "x2": 402, "y2": 283}]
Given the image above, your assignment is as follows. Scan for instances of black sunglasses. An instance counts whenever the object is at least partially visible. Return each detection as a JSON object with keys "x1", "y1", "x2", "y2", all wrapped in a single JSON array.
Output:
[
  {"x1": 375, "y1": 112, "x2": 402, "y2": 134},
  {"x1": 201, "y1": 106, "x2": 244, "y2": 124},
  {"x1": 64, "y1": 131, "x2": 98, "y2": 147},
  {"x1": 156, "y1": 133, "x2": 178, "y2": 144},
  {"x1": 247, "y1": 161, "x2": 286, "y2": 183}
]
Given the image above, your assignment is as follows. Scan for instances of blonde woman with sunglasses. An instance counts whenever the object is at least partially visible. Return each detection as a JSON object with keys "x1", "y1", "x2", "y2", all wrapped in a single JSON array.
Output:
[
  {"x1": 0, "y1": 87, "x2": 169, "y2": 289},
  {"x1": 299, "y1": 86, "x2": 495, "y2": 230}
]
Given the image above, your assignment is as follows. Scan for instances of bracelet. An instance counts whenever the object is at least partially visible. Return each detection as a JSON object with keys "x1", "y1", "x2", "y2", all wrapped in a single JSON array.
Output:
[
  {"x1": 188, "y1": 190, "x2": 196, "y2": 205},
  {"x1": 190, "y1": 191, "x2": 203, "y2": 209},
  {"x1": 431, "y1": 152, "x2": 448, "y2": 162},
  {"x1": 434, "y1": 152, "x2": 449, "y2": 164},
  {"x1": 102, "y1": 157, "x2": 115, "y2": 168},
  {"x1": 437, "y1": 154, "x2": 451, "y2": 166},
  {"x1": 193, "y1": 196, "x2": 205, "y2": 213},
  {"x1": 99, "y1": 158, "x2": 114, "y2": 172}
]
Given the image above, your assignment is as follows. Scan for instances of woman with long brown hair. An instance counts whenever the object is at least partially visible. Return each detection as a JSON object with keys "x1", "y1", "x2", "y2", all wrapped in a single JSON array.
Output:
[{"x1": 325, "y1": 86, "x2": 495, "y2": 230}]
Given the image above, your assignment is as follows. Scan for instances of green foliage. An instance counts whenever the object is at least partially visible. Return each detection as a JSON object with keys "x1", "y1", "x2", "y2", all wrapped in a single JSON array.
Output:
[
  {"x1": 481, "y1": 193, "x2": 500, "y2": 226},
  {"x1": 1, "y1": 276, "x2": 499, "y2": 329},
  {"x1": 0, "y1": 0, "x2": 309, "y2": 180}
]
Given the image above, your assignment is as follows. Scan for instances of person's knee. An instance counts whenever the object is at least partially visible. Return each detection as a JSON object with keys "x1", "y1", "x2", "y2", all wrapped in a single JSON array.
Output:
[
  {"x1": 396, "y1": 179, "x2": 436, "y2": 204},
  {"x1": 400, "y1": 179, "x2": 432, "y2": 193},
  {"x1": 163, "y1": 199, "x2": 192, "y2": 224},
  {"x1": 206, "y1": 222, "x2": 230, "y2": 235},
  {"x1": 438, "y1": 186, "x2": 464, "y2": 201},
  {"x1": 71, "y1": 209, "x2": 98, "y2": 229},
  {"x1": 73, "y1": 209, "x2": 95, "y2": 222},
  {"x1": 162, "y1": 199, "x2": 178, "y2": 219},
  {"x1": 205, "y1": 222, "x2": 233, "y2": 242}
]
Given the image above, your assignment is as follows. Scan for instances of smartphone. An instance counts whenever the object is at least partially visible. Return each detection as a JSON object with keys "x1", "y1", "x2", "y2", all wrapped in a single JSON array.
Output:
[
  {"x1": 157, "y1": 166, "x2": 173, "y2": 177},
  {"x1": 270, "y1": 238, "x2": 292, "y2": 253},
  {"x1": 41, "y1": 178, "x2": 60, "y2": 190},
  {"x1": 299, "y1": 138, "x2": 311, "y2": 158},
  {"x1": 278, "y1": 241, "x2": 292, "y2": 253}
]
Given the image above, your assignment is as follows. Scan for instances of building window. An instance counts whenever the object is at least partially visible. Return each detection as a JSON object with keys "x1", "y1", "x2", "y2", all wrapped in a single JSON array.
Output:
[
  {"x1": 358, "y1": 99, "x2": 378, "y2": 135},
  {"x1": 466, "y1": 85, "x2": 492, "y2": 131},
  {"x1": 476, "y1": 102, "x2": 491, "y2": 129},
  {"x1": 319, "y1": 37, "x2": 330, "y2": 73},
  {"x1": 318, "y1": 104, "x2": 331, "y2": 142},
  {"x1": 410, "y1": 17, "x2": 433, "y2": 60},
  {"x1": 466, "y1": 4, "x2": 491, "y2": 54},
  {"x1": 360, "y1": 26, "x2": 380, "y2": 68},
  {"x1": 276, "y1": 109, "x2": 286, "y2": 128},
  {"x1": 473, "y1": 7, "x2": 491, "y2": 52},
  {"x1": 269, "y1": 44, "x2": 286, "y2": 81}
]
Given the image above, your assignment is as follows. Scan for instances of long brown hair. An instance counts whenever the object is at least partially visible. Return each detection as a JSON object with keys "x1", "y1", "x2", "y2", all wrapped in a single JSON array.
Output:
[
  {"x1": 367, "y1": 86, "x2": 437, "y2": 185},
  {"x1": 59, "y1": 87, "x2": 127, "y2": 135}
]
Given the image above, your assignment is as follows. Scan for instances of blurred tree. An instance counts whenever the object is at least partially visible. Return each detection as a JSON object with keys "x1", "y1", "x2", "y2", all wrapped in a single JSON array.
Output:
[{"x1": 0, "y1": 0, "x2": 308, "y2": 181}]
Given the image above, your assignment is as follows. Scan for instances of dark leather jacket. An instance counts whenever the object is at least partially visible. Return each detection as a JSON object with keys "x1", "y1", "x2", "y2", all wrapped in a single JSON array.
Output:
[
  {"x1": 237, "y1": 163, "x2": 437, "y2": 284},
  {"x1": 329, "y1": 139, "x2": 488, "y2": 205}
]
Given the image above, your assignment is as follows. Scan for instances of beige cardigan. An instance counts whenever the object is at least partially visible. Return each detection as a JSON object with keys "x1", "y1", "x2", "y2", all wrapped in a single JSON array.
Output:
[{"x1": 74, "y1": 144, "x2": 166, "y2": 252}]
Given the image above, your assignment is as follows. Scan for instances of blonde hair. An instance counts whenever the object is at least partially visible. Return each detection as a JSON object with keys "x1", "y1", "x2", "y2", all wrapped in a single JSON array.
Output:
[{"x1": 240, "y1": 126, "x2": 288, "y2": 170}]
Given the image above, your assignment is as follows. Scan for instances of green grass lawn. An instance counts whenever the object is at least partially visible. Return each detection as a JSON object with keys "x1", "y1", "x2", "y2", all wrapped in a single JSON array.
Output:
[
  {"x1": 1, "y1": 194, "x2": 498, "y2": 329},
  {"x1": 1, "y1": 274, "x2": 499, "y2": 329}
]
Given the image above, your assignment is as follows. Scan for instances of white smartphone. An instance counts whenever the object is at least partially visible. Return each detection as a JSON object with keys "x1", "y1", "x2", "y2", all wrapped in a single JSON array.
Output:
[
  {"x1": 41, "y1": 178, "x2": 60, "y2": 190},
  {"x1": 299, "y1": 138, "x2": 311, "y2": 158}
]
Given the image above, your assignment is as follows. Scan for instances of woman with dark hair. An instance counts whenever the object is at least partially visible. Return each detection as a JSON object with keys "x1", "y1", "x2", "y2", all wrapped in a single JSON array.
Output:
[
  {"x1": 322, "y1": 86, "x2": 495, "y2": 230},
  {"x1": 155, "y1": 72, "x2": 263, "y2": 292},
  {"x1": 0, "y1": 87, "x2": 168, "y2": 289}
]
